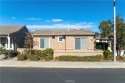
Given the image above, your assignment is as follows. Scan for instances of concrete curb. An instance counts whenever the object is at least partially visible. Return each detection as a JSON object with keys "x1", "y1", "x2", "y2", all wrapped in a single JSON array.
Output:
[{"x1": 0, "y1": 61, "x2": 125, "y2": 68}]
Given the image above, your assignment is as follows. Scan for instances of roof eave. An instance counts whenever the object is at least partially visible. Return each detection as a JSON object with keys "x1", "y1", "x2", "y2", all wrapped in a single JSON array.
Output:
[{"x1": 32, "y1": 34, "x2": 95, "y2": 36}]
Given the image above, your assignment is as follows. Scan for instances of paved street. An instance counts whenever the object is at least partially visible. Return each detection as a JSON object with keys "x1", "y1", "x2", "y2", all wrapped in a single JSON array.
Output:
[{"x1": 0, "y1": 67, "x2": 125, "y2": 83}]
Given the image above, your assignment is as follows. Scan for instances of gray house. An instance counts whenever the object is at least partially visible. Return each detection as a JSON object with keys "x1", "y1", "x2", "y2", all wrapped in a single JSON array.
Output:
[{"x1": 0, "y1": 25, "x2": 29, "y2": 50}]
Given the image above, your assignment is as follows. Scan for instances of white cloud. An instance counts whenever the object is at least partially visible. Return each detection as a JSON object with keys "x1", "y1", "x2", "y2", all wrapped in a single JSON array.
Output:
[
  {"x1": 46, "y1": 19, "x2": 63, "y2": 22},
  {"x1": 25, "y1": 17, "x2": 41, "y2": 21},
  {"x1": 11, "y1": 17, "x2": 16, "y2": 19},
  {"x1": 51, "y1": 19, "x2": 63, "y2": 22},
  {"x1": 27, "y1": 22, "x2": 97, "y2": 31}
]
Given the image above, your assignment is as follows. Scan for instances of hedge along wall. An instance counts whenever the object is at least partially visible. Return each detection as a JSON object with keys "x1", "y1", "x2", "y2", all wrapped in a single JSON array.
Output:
[{"x1": 56, "y1": 55, "x2": 103, "y2": 61}]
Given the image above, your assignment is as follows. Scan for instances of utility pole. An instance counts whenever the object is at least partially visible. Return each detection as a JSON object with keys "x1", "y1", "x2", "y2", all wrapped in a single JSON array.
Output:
[{"x1": 113, "y1": 0, "x2": 116, "y2": 62}]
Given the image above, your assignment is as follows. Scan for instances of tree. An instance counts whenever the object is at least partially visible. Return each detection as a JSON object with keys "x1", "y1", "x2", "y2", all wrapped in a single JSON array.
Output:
[
  {"x1": 24, "y1": 32, "x2": 37, "y2": 54},
  {"x1": 24, "y1": 32, "x2": 33, "y2": 52},
  {"x1": 99, "y1": 20, "x2": 113, "y2": 38},
  {"x1": 99, "y1": 15, "x2": 125, "y2": 56},
  {"x1": 116, "y1": 16, "x2": 125, "y2": 55}
]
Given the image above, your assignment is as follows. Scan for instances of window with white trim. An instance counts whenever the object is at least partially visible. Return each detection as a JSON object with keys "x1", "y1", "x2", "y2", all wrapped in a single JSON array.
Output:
[
  {"x1": 40, "y1": 37, "x2": 49, "y2": 48},
  {"x1": 58, "y1": 36, "x2": 63, "y2": 42},
  {"x1": 0, "y1": 38, "x2": 6, "y2": 47},
  {"x1": 75, "y1": 38, "x2": 87, "y2": 50}
]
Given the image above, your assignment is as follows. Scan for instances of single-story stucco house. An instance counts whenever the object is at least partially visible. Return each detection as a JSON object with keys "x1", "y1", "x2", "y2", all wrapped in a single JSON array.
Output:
[
  {"x1": 0, "y1": 25, "x2": 29, "y2": 51},
  {"x1": 32, "y1": 29, "x2": 103, "y2": 57}
]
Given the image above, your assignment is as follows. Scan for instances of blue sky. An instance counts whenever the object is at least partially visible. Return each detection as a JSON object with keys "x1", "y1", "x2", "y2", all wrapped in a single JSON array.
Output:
[{"x1": 0, "y1": 0, "x2": 125, "y2": 32}]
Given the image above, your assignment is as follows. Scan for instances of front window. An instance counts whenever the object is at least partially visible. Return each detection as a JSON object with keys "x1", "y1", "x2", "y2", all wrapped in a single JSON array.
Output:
[
  {"x1": 0, "y1": 38, "x2": 7, "y2": 48},
  {"x1": 58, "y1": 36, "x2": 63, "y2": 42},
  {"x1": 75, "y1": 38, "x2": 87, "y2": 50},
  {"x1": 0, "y1": 37, "x2": 13, "y2": 49},
  {"x1": 40, "y1": 37, "x2": 49, "y2": 48}
]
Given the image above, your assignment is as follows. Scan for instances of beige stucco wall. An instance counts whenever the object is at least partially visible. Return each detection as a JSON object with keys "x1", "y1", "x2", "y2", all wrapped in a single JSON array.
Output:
[
  {"x1": 54, "y1": 50, "x2": 103, "y2": 57},
  {"x1": 87, "y1": 36, "x2": 95, "y2": 50},
  {"x1": 33, "y1": 35, "x2": 103, "y2": 57},
  {"x1": 33, "y1": 36, "x2": 40, "y2": 49},
  {"x1": 50, "y1": 36, "x2": 66, "y2": 50},
  {"x1": 17, "y1": 48, "x2": 26, "y2": 53}
]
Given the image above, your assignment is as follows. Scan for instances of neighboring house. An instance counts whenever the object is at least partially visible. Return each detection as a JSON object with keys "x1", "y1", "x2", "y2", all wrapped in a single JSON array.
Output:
[
  {"x1": 95, "y1": 35, "x2": 112, "y2": 51},
  {"x1": 32, "y1": 29, "x2": 103, "y2": 57},
  {"x1": 95, "y1": 35, "x2": 125, "y2": 56},
  {"x1": 0, "y1": 25, "x2": 29, "y2": 51}
]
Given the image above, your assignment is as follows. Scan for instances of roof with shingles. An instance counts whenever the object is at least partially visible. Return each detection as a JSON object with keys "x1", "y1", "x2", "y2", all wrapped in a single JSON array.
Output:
[
  {"x1": 32, "y1": 29, "x2": 95, "y2": 36},
  {"x1": 0, "y1": 25, "x2": 24, "y2": 35}
]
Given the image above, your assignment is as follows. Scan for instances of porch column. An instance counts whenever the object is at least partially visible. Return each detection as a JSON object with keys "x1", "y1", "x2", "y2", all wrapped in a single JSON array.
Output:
[{"x1": 7, "y1": 35, "x2": 10, "y2": 50}]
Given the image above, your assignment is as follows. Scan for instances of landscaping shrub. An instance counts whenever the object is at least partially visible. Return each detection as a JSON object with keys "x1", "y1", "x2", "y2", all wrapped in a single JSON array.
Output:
[
  {"x1": 17, "y1": 54, "x2": 27, "y2": 61},
  {"x1": 23, "y1": 49, "x2": 35, "y2": 55},
  {"x1": 23, "y1": 50, "x2": 30, "y2": 55},
  {"x1": 116, "y1": 56, "x2": 125, "y2": 61},
  {"x1": 34, "y1": 50, "x2": 43, "y2": 57},
  {"x1": 3, "y1": 50, "x2": 12, "y2": 55},
  {"x1": 30, "y1": 55, "x2": 40, "y2": 61},
  {"x1": 45, "y1": 55, "x2": 53, "y2": 61},
  {"x1": 2, "y1": 50, "x2": 20, "y2": 58},
  {"x1": 42, "y1": 48, "x2": 54, "y2": 60},
  {"x1": 43, "y1": 48, "x2": 54, "y2": 57},
  {"x1": 23, "y1": 49, "x2": 43, "y2": 58},
  {"x1": 122, "y1": 56, "x2": 125, "y2": 61},
  {"x1": 103, "y1": 50, "x2": 113, "y2": 60},
  {"x1": 0, "y1": 47, "x2": 6, "y2": 54},
  {"x1": 9, "y1": 51, "x2": 20, "y2": 57},
  {"x1": 22, "y1": 48, "x2": 54, "y2": 61},
  {"x1": 25, "y1": 54, "x2": 31, "y2": 59},
  {"x1": 57, "y1": 55, "x2": 103, "y2": 61}
]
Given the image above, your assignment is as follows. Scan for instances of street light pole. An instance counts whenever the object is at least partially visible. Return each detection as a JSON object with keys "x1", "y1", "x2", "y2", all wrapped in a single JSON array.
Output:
[{"x1": 113, "y1": 0, "x2": 116, "y2": 62}]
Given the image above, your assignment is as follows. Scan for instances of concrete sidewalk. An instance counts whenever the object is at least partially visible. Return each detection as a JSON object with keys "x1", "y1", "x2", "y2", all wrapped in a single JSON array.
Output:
[{"x1": 0, "y1": 61, "x2": 125, "y2": 68}]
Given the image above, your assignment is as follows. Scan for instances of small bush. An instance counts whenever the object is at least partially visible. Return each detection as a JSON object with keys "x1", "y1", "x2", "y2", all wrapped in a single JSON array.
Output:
[
  {"x1": 34, "y1": 50, "x2": 43, "y2": 57},
  {"x1": 17, "y1": 54, "x2": 27, "y2": 61},
  {"x1": 103, "y1": 50, "x2": 113, "y2": 60},
  {"x1": 2, "y1": 50, "x2": 11, "y2": 55},
  {"x1": 0, "y1": 47, "x2": 6, "y2": 54},
  {"x1": 57, "y1": 55, "x2": 103, "y2": 61},
  {"x1": 10, "y1": 51, "x2": 20, "y2": 57},
  {"x1": 122, "y1": 56, "x2": 125, "y2": 61},
  {"x1": 2, "y1": 50, "x2": 20, "y2": 58},
  {"x1": 23, "y1": 49, "x2": 43, "y2": 57},
  {"x1": 25, "y1": 54, "x2": 31, "y2": 59},
  {"x1": 23, "y1": 49, "x2": 35, "y2": 55},
  {"x1": 116, "y1": 56, "x2": 125, "y2": 61},
  {"x1": 30, "y1": 55, "x2": 40, "y2": 61},
  {"x1": 45, "y1": 56, "x2": 53, "y2": 61},
  {"x1": 43, "y1": 48, "x2": 54, "y2": 57},
  {"x1": 23, "y1": 50, "x2": 30, "y2": 55}
]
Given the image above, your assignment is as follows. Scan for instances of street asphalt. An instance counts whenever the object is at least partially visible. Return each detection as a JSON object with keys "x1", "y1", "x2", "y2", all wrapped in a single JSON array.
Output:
[{"x1": 0, "y1": 67, "x2": 125, "y2": 83}]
